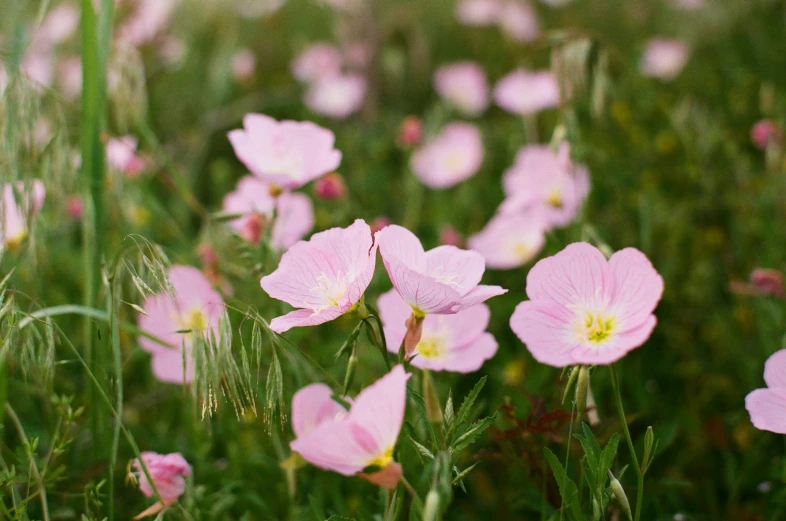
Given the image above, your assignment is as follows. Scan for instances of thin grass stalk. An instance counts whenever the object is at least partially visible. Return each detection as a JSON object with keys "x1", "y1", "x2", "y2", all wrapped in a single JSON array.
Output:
[
  {"x1": 80, "y1": 0, "x2": 108, "y2": 456},
  {"x1": 108, "y1": 274, "x2": 122, "y2": 521}
]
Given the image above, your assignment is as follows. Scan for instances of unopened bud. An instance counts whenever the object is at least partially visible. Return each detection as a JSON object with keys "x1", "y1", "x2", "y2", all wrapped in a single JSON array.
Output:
[
  {"x1": 562, "y1": 366, "x2": 580, "y2": 405},
  {"x1": 608, "y1": 470, "x2": 632, "y2": 521},
  {"x1": 342, "y1": 349, "x2": 358, "y2": 395},
  {"x1": 642, "y1": 426, "x2": 655, "y2": 473},
  {"x1": 403, "y1": 313, "x2": 425, "y2": 358},
  {"x1": 314, "y1": 172, "x2": 347, "y2": 200},
  {"x1": 397, "y1": 116, "x2": 422, "y2": 148},
  {"x1": 575, "y1": 366, "x2": 590, "y2": 413},
  {"x1": 423, "y1": 370, "x2": 443, "y2": 425},
  {"x1": 423, "y1": 490, "x2": 441, "y2": 521}
]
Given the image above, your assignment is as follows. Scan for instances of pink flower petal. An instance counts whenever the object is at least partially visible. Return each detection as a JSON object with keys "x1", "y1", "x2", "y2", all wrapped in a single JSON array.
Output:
[
  {"x1": 292, "y1": 383, "x2": 347, "y2": 438},
  {"x1": 746, "y1": 388, "x2": 786, "y2": 434},
  {"x1": 764, "y1": 350, "x2": 786, "y2": 390},
  {"x1": 608, "y1": 248, "x2": 665, "y2": 330},
  {"x1": 346, "y1": 365, "x2": 411, "y2": 454},
  {"x1": 510, "y1": 300, "x2": 578, "y2": 367},
  {"x1": 525, "y1": 242, "x2": 611, "y2": 308}
]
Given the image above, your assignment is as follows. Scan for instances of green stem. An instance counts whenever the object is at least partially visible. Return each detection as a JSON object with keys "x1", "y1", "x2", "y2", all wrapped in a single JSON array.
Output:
[
  {"x1": 80, "y1": 0, "x2": 108, "y2": 458},
  {"x1": 107, "y1": 277, "x2": 122, "y2": 521},
  {"x1": 53, "y1": 322, "x2": 166, "y2": 507},
  {"x1": 19, "y1": 305, "x2": 172, "y2": 348},
  {"x1": 609, "y1": 364, "x2": 643, "y2": 521},
  {"x1": 364, "y1": 316, "x2": 392, "y2": 370},
  {"x1": 4, "y1": 404, "x2": 49, "y2": 521},
  {"x1": 559, "y1": 398, "x2": 577, "y2": 521}
]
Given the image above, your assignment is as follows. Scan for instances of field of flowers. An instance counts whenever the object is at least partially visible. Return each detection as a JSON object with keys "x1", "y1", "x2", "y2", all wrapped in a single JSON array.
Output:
[{"x1": 2, "y1": 0, "x2": 786, "y2": 519}]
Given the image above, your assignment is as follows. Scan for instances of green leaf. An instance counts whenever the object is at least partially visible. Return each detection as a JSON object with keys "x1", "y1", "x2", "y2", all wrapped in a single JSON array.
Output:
[
  {"x1": 544, "y1": 448, "x2": 586, "y2": 521},
  {"x1": 599, "y1": 433, "x2": 620, "y2": 479},
  {"x1": 410, "y1": 391, "x2": 440, "y2": 448},
  {"x1": 451, "y1": 414, "x2": 495, "y2": 453},
  {"x1": 443, "y1": 391, "x2": 454, "y2": 438},
  {"x1": 455, "y1": 376, "x2": 486, "y2": 429},
  {"x1": 409, "y1": 436, "x2": 435, "y2": 462},
  {"x1": 452, "y1": 462, "x2": 479, "y2": 490}
]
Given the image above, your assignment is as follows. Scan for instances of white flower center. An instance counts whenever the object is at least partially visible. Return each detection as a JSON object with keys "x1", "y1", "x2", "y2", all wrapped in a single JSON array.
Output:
[{"x1": 310, "y1": 270, "x2": 355, "y2": 311}]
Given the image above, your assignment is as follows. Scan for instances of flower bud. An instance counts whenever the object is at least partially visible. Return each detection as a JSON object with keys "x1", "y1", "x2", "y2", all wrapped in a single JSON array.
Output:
[
  {"x1": 397, "y1": 116, "x2": 422, "y2": 148},
  {"x1": 750, "y1": 268, "x2": 784, "y2": 298},
  {"x1": 403, "y1": 313, "x2": 425, "y2": 358},
  {"x1": 562, "y1": 365, "x2": 580, "y2": 405},
  {"x1": 314, "y1": 172, "x2": 347, "y2": 200},
  {"x1": 66, "y1": 195, "x2": 83, "y2": 220},
  {"x1": 575, "y1": 365, "x2": 590, "y2": 413},
  {"x1": 423, "y1": 370, "x2": 443, "y2": 425},
  {"x1": 608, "y1": 470, "x2": 632, "y2": 521},
  {"x1": 370, "y1": 216, "x2": 391, "y2": 234},
  {"x1": 423, "y1": 490, "x2": 441, "y2": 521},
  {"x1": 751, "y1": 119, "x2": 783, "y2": 150},
  {"x1": 642, "y1": 425, "x2": 655, "y2": 473},
  {"x1": 439, "y1": 225, "x2": 463, "y2": 247}
]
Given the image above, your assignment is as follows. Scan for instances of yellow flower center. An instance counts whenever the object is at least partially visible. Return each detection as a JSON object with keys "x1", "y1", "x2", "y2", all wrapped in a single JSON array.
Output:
[
  {"x1": 4, "y1": 230, "x2": 27, "y2": 250},
  {"x1": 416, "y1": 335, "x2": 446, "y2": 359},
  {"x1": 546, "y1": 189, "x2": 563, "y2": 208},
  {"x1": 368, "y1": 446, "x2": 394, "y2": 469},
  {"x1": 183, "y1": 309, "x2": 207, "y2": 333},
  {"x1": 310, "y1": 271, "x2": 354, "y2": 311},
  {"x1": 581, "y1": 313, "x2": 615, "y2": 344}
]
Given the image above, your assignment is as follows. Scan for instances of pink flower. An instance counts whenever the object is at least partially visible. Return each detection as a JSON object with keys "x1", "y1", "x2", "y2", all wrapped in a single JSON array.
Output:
[
  {"x1": 397, "y1": 116, "x2": 423, "y2": 148},
  {"x1": 640, "y1": 39, "x2": 689, "y2": 81},
  {"x1": 118, "y1": 0, "x2": 180, "y2": 46},
  {"x1": 370, "y1": 217, "x2": 392, "y2": 235},
  {"x1": 314, "y1": 172, "x2": 347, "y2": 200},
  {"x1": 260, "y1": 219, "x2": 377, "y2": 333},
  {"x1": 673, "y1": 0, "x2": 704, "y2": 9},
  {"x1": 21, "y1": 51, "x2": 54, "y2": 88},
  {"x1": 66, "y1": 195, "x2": 84, "y2": 220},
  {"x1": 131, "y1": 452, "x2": 191, "y2": 518},
  {"x1": 305, "y1": 73, "x2": 367, "y2": 120},
  {"x1": 37, "y1": 4, "x2": 80, "y2": 45},
  {"x1": 468, "y1": 211, "x2": 547, "y2": 269},
  {"x1": 292, "y1": 384, "x2": 350, "y2": 438},
  {"x1": 439, "y1": 225, "x2": 463, "y2": 247},
  {"x1": 434, "y1": 62, "x2": 490, "y2": 117},
  {"x1": 499, "y1": 1, "x2": 540, "y2": 43},
  {"x1": 510, "y1": 242, "x2": 664, "y2": 367},
  {"x1": 291, "y1": 43, "x2": 343, "y2": 83},
  {"x1": 290, "y1": 365, "x2": 410, "y2": 488},
  {"x1": 411, "y1": 123, "x2": 484, "y2": 189},
  {"x1": 500, "y1": 143, "x2": 590, "y2": 227},
  {"x1": 138, "y1": 266, "x2": 227, "y2": 384},
  {"x1": 455, "y1": 0, "x2": 503, "y2": 26},
  {"x1": 751, "y1": 120, "x2": 783, "y2": 150},
  {"x1": 378, "y1": 290, "x2": 497, "y2": 372},
  {"x1": 375, "y1": 224, "x2": 507, "y2": 316},
  {"x1": 57, "y1": 57, "x2": 82, "y2": 100},
  {"x1": 228, "y1": 114, "x2": 342, "y2": 189},
  {"x1": 1, "y1": 180, "x2": 45, "y2": 250},
  {"x1": 106, "y1": 137, "x2": 148, "y2": 177},
  {"x1": 231, "y1": 49, "x2": 257, "y2": 82},
  {"x1": 750, "y1": 268, "x2": 785, "y2": 298},
  {"x1": 493, "y1": 69, "x2": 560, "y2": 116},
  {"x1": 746, "y1": 350, "x2": 786, "y2": 434},
  {"x1": 222, "y1": 175, "x2": 314, "y2": 251}
]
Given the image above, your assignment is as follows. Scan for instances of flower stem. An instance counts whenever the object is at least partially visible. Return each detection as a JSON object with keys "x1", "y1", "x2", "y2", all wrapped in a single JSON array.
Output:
[
  {"x1": 80, "y1": 0, "x2": 109, "y2": 458},
  {"x1": 4, "y1": 403, "x2": 49, "y2": 521},
  {"x1": 609, "y1": 364, "x2": 643, "y2": 521}
]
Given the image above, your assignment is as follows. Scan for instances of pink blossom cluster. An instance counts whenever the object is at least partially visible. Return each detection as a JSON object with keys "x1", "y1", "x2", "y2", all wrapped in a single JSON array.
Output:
[
  {"x1": 469, "y1": 143, "x2": 590, "y2": 270},
  {"x1": 291, "y1": 43, "x2": 368, "y2": 119},
  {"x1": 455, "y1": 0, "x2": 540, "y2": 43}
]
